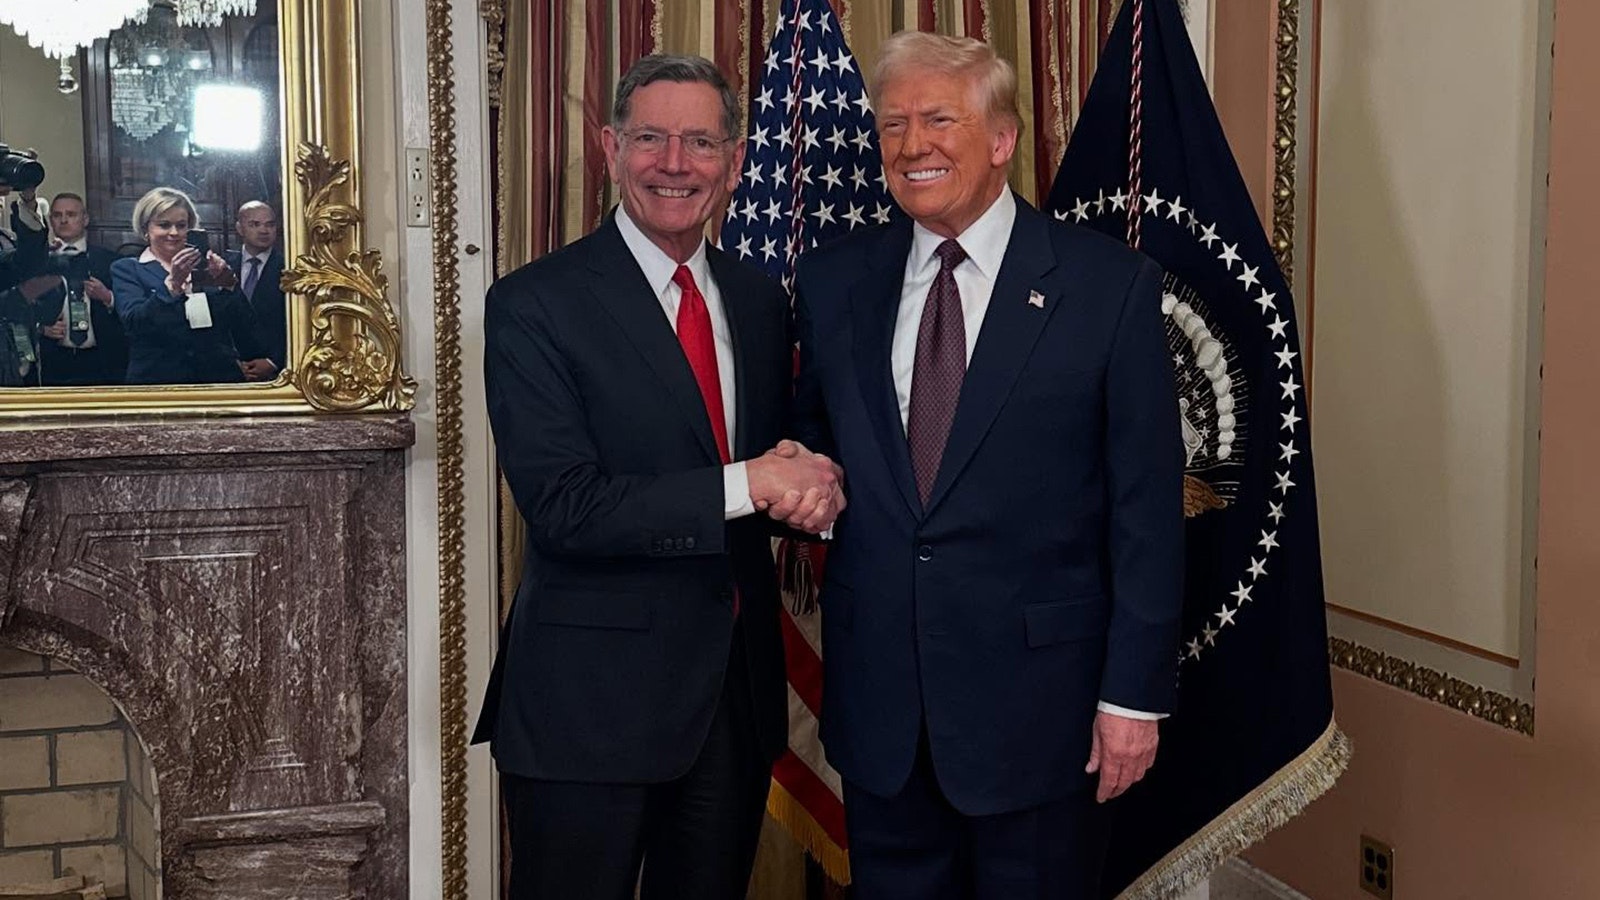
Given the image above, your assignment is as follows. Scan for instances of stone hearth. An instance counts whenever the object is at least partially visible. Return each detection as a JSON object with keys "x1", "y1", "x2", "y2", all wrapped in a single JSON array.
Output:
[{"x1": 0, "y1": 416, "x2": 411, "y2": 899}]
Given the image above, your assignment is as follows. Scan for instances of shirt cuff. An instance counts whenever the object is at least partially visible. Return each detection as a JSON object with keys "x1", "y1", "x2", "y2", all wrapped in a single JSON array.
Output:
[
  {"x1": 1097, "y1": 701, "x2": 1167, "y2": 721},
  {"x1": 724, "y1": 462, "x2": 755, "y2": 520}
]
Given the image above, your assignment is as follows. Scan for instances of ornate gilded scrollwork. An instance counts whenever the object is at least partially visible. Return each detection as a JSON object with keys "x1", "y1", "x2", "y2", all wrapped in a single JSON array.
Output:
[
  {"x1": 1328, "y1": 638, "x2": 1534, "y2": 735},
  {"x1": 1272, "y1": 0, "x2": 1299, "y2": 281},
  {"x1": 281, "y1": 144, "x2": 418, "y2": 413},
  {"x1": 481, "y1": 0, "x2": 506, "y2": 110}
]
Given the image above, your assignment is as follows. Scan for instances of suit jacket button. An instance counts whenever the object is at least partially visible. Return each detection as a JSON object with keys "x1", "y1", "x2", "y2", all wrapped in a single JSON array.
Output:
[
  {"x1": 685, "y1": 536, "x2": 696, "y2": 549},
  {"x1": 917, "y1": 544, "x2": 932, "y2": 561}
]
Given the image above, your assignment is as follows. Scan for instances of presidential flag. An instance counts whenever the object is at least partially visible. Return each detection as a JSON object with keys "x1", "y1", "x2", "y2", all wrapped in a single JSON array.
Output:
[
  {"x1": 1046, "y1": 1, "x2": 1350, "y2": 896},
  {"x1": 720, "y1": 0, "x2": 899, "y2": 883}
]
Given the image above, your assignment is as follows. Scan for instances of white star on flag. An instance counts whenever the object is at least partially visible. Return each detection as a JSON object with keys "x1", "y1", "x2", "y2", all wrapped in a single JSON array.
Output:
[{"x1": 1274, "y1": 470, "x2": 1296, "y2": 494}]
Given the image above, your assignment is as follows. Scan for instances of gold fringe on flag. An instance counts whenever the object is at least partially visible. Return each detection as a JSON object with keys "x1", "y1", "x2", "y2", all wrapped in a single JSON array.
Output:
[
  {"x1": 767, "y1": 779, "x2": 853, "y2": 886},
  {"x1": 1117, "y1": 720, "x2": 1353, "y2": 900}
]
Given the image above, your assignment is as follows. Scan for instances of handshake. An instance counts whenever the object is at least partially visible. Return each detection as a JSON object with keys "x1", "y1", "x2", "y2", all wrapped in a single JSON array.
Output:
[{"x1": 746, "y1": 440, "x2": 845, "y2": 535}]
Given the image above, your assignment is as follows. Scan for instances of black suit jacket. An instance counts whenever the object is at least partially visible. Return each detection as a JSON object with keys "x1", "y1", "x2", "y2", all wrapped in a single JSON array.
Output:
[
  {"x1": 225, "y1": 249, "x2": 287, "y2": 369},
  {"x1": 473, "y1": 216, "x2": 791, "y2": 783},
  {"x1": 790, "y1": 197, "x2": 1184, "y2": 815},
  {"x1": 39, "y1": 246, "x2": 128, "y2": 385}
]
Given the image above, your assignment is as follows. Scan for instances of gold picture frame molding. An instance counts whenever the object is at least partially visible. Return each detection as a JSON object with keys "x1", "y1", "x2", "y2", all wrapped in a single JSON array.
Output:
[{"x1": 0, "y1": 0, "x2": 415, "y2": 418}]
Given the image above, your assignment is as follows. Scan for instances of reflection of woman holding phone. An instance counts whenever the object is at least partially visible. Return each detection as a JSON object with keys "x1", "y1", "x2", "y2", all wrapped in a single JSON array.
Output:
[{"x1": 111, "y1": 187, "x2": 273, "y2": 385}]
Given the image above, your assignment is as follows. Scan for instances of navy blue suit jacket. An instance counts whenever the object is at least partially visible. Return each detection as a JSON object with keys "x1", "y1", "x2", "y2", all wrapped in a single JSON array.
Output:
[
  {"x1": 225, "y1": 249, "x2": 287, "y2": 369},
  {"x1": 472, "y1": 217, "x2": 790, "y2": 783},
  {"x1": 111, "y1": 256, "x2": 266, "y2": 385},
  {"x1": 791, "y1": 196, "x2": 1184, "y2": 815}
]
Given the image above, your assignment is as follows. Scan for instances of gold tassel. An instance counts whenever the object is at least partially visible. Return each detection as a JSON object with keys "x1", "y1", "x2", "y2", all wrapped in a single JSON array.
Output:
[
  {"x1": 777, "y1": 538, "x2": 823, "y2": 615},
  {"x1": 767, "y1": 779, "x2": 853, "y2": 885}
]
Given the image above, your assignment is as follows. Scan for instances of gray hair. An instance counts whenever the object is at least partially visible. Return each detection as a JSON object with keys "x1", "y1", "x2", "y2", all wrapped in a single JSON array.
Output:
[
  {"x1": 612, "y1": 54, "x2": 740, "y2": 139},
  {"x1": 872, "y1": 31, "x2": 1022, "y2": 131},
  {"x1": 131, "y1": 186, "x2": 198, "y2": 236}
]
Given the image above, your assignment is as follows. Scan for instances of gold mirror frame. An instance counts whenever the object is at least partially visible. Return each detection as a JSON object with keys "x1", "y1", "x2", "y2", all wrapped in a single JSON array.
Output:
[{"x1": 0, "y1": 0, "x2": 415, "y2": 418}]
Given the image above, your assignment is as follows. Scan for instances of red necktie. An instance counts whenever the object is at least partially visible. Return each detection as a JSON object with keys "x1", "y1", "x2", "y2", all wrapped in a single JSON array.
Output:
[
  {"x1": 673, "y1": 264, "x2": 739, "y2": 617},
  {"x1": 672, "y1": 265, "x2": 730, "y2": 464}
]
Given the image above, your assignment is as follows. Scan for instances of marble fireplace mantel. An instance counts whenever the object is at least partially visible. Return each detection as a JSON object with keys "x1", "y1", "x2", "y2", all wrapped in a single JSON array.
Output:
[{"x1": 0, "y1": 415, "x2": 412, "y2": 899}]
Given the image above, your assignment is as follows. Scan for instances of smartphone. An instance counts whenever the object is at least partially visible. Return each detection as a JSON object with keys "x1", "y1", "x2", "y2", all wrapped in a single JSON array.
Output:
[{"x1": 186, "y1": 228, "x2": 211, "y2": 288}]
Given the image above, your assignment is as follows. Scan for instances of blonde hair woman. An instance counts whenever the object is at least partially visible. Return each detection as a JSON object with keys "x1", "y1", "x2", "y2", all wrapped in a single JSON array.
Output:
[{"x1": 111, "y1": 187, "x2": 274, "y2": 384}]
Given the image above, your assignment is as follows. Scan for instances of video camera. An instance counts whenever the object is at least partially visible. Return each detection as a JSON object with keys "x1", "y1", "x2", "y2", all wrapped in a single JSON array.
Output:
[{"x1": 0, "y1": 145, "x2": 45, "y2": 192}]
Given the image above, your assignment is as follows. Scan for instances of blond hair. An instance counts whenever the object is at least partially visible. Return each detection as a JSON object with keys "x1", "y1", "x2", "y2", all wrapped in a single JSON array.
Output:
[
  {"x1": 871, "y1": 31, "x2": 1022, "y2": 130},
  {"x1": 130, "y1": 187, "x2": 198, "y2": 238}
]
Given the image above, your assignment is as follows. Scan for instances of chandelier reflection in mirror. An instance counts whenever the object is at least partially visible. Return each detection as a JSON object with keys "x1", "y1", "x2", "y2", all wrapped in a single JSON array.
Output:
[
  {"x1": 108, "y1": 0, "x2": 262, "y2": 147},
  {"x1": 0, "y1": 1, "x2": 148, "y2": 93},
  {"x1": 0, "y1": 1, "x2": 255, "y2": 96}
]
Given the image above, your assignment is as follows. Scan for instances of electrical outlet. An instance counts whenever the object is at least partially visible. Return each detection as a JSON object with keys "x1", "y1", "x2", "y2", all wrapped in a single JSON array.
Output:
[
  {"x1": 405, "y1": 148, "x2": 431, "y2": 227},
  {"x1": 1359, "y1": 834, "x2": 1394, "y2": 899}
]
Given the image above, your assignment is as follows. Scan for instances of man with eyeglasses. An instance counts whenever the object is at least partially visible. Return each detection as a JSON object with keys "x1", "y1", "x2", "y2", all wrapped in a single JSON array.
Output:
[{"x1": 473, "y1": 54, "x2": 844, "y2": 900}]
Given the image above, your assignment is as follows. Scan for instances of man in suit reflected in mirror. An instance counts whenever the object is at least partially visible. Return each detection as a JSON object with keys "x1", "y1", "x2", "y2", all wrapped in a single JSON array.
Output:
[
  {"x1": 225, "y1": 200, "x2": 286, "y2": 378},
  {"x1": 37, "y1": 192, "x2": 128, "y2": 386}
]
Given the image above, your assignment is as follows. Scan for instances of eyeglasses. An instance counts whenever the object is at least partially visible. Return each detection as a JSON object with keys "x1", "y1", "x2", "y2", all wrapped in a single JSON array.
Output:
[{"x1": 620, "y1": 129, "x2": 735, "y2": 161}]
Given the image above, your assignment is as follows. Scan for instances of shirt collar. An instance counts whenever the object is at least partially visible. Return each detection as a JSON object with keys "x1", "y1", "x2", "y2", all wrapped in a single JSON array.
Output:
[
  {"x1": 139, "y1": 247, "x2": 159, "y2": 264},
  {"x1": 244, "y1": 248, "x2": 273, "y2": 265},
  {"x1": 613, "y1": 203, "x2": 711, "y2": 297},
  {"x1": 55, "y1": 238, "x2": 88, "y2": 254},
  {"x1": 908, "y1": 189, "x2": 1017, "y2": 280}
]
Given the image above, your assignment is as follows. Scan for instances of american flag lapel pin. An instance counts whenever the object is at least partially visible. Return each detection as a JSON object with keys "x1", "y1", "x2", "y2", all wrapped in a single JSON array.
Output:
[{"x1": 1027, "y1": 290, "x2": 1046, "y2": 309}]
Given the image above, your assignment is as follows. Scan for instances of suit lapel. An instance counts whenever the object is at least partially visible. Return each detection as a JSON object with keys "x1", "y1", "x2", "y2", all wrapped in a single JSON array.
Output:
[
  {"x1": 922, "y1": 199, "x2": 1061, "y2": 514},
  {"x1": 585, "y1": 218, "x2": 721, "y2": 464},
  {"x1": 706, "y1": 247, "x2": 753, "y2": 459},
  {"x1": 850, "y1": 221, "x2": 923, "y2": 518}
]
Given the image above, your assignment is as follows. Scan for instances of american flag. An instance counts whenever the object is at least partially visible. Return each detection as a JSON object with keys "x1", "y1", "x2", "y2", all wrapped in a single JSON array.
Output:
[{"x1": 719, "y1": 0, "x2": 899, "y2": 884}]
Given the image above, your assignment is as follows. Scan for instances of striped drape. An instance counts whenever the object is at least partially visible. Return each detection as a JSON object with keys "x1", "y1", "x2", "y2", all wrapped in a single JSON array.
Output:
[{"x1": 494, "y1": 0, "x2": 1120, "y2": 272}]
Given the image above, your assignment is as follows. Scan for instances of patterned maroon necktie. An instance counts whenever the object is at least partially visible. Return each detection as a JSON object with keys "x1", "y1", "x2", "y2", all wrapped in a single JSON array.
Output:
[{"x1": 907, "y1": 239, "x2": 968, "y2": 507}]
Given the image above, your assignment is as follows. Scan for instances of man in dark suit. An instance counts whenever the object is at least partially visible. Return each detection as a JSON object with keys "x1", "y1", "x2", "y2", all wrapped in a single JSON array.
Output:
[
  {"x1": 789, "y1": 31, "x2": 1184, "y2": 899},
  {"x1": 38, "y1": 192, "x2": 127, "y2": 385},
  {"x1": 472, "y1": 54, "x2": 844, "y2": 900},
  {"x1": 225, "y1": 200, "x2": 286, "y2": 374}
]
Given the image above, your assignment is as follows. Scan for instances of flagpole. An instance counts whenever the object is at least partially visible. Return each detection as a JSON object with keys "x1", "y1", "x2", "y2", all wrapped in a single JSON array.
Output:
[
  {"x1": 1126, "y1": 0, "x2": 1145, "y2": 247},
  {"x1": 783, "y1": 0, "x2": 808, "y2": 287}
]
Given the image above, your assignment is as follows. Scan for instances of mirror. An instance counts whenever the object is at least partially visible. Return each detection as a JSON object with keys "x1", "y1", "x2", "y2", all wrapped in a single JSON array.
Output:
[
  {"x1": 0, "y1": 0, "x2": 412, "y2": 416},
  {"x1": 0, "y1": 1, "x2": 285, "y2": 389}
]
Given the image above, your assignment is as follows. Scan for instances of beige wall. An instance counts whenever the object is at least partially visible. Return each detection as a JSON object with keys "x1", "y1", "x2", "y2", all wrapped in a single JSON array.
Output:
[
  {"x1": 1214, "y1": 0, "x2": 1600, "y2": 895},
  {"x1": 0, "y1": 30, "x2": 87, "y2": 202}
]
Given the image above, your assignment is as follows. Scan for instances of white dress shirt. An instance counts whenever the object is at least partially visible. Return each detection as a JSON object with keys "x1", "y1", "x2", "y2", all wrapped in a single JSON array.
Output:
[
  {"x1": 891, "y1": 190, "x2": 1160, "y2": 722},
  {"x1": 239, "y1": 248, "x2": 272, "y2": 296},
  {"x1": 614, "y1": 205, "x2": 755, "y2": 520}
]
